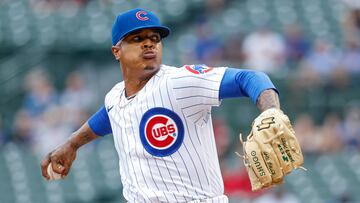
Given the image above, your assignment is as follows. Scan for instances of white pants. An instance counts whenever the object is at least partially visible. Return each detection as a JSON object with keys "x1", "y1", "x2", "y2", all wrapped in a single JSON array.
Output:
[{"x1": 188, "y1": 195, "x2": 228, "y2": 203}]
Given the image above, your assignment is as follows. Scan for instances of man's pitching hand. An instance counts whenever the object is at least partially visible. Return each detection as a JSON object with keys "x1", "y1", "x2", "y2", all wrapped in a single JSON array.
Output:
[{"x1": 41, "y1": 142, "x2": 77, "y2": 180}]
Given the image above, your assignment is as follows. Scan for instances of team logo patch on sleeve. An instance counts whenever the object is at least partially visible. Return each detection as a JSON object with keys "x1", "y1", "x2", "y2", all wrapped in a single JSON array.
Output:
[
  {"x1": 139, "y1": 107, "x2": 184, "y2": 157},
  {"x1": 185, "y1": 65, "x2": 213, "y2": 74}
]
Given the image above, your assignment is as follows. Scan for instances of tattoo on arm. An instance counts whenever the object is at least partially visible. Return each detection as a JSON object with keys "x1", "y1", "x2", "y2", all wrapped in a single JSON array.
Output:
[
  {"x1": 68, "y1": 124, "x2": 98, "y2": 150},
  {"x1": 256, "y1": 89, "x2": 280, "y2": 112}
]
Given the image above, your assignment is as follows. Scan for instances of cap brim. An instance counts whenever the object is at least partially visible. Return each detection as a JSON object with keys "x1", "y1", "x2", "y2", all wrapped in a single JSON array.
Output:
[{"x1": 120, "y1": 25, "x2": 171, "y2": 41}]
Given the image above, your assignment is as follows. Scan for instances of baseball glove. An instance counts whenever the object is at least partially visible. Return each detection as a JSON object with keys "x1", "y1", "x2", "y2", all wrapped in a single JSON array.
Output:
[{"x1": 237, "y1": 108, "x2": 305, "y2": 191}]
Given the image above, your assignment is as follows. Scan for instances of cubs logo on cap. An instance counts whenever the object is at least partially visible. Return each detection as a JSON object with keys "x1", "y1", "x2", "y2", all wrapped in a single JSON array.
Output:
[
  {"x1": 139, "y1": 107, "x2": 184, "y2": 157},
  {"x1": 135, "y1": 11, "x2": 149, "y2": 21},
  {"x1": 185, "y1": 65, "x2": 214, "y2": 74},
  {"x1": 112, "y1": 8, "x2": 171, "y2": 45}
]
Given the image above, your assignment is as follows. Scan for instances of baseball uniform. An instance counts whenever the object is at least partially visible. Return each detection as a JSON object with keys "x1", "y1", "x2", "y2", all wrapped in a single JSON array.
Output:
[{"x1": 88, "y1": 64, "x2": 276, "y2": 202}]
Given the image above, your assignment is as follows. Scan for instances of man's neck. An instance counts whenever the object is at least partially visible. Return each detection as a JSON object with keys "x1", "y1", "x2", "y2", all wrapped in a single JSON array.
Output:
[
  {"x1": 123, "y1": 69, "x2": 159, "y2": 97},
  {"x1": 123, "y1": 78, "x2": 148, "y2": 98}
]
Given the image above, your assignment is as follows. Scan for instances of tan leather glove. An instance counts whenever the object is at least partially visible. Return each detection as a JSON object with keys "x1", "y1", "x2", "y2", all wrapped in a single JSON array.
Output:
[{"x1": 238, "y1": 108, "x2": 305, "y2": 191}]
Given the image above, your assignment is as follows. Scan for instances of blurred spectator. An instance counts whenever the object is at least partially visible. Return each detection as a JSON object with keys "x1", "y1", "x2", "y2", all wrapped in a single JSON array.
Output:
[
  {"x1": 339, "y1": 40, "x2": 360, "y2": 74},
  {"x1": 222, "y1": 33, "x2": 245, "y2": 65},
  {"x1": 300, "y1": 39, "x2": 340, "y2": 77},
  {"x1": 212, "y1": 117, "x2": 263, "y2": 201},
  {"x1": 341, "y1": 106, "x2": 360, "y2": 149},
  {"x1": 223, "y1": 168, "x2": 263, "y2": 201},
  {"x1": 12, "y1": 105, "x2": 69, "y2": 157},
  {"x1": 61, "y1": 71, "x2": 94, "y2": 110},
  {"x1": 30, "y1": 0, "x2": 89, "y2": 12},
  {"x1": 252, "y1": 187, "x2": 300, "y2": 203},
  {"x1": 330, "y1": 192, "x2": 355, "y2": 203},
  {"x1": 193, "y1": 20, "x2": 223, "y2": 65},
  {"x1": 205, "y1": 0, "x2": 226, "y2": 15},
  {"x1": 294, "y1": 113, "x2": 321, "y2": 154},
  {"x1": 242, "y1": 25, "x2": 286, "y2": 73},
  {"x1": 23, "y1": 69, "x2": 58, "y2": 117},
  {"x1": 60, "y1": 71, "x2": 94, "y2": 128},
  {"x1": 31, "y1": 105, "x2": 73, "y2": 157},
  {"x1": 297, "y1": 39, "x2": 340, "y2": 88},
  {"x1": 213, "y1": 117, "x2": 231, "y2": 162},
  {"x1": 223, "y1": 165, "x2": 264, "y2": 201},
  {"x1": 294, "y1": 112, "x2": 344, "y2": 154},
  {"x1": 318, "y1": 113, "x2": 343, "y2": 153},
  {"x1": 10, "y1": 69, "x2": 93, "y2": 155},
  {"x1": 12, "y1": 109, "x2": 34, "y2": 146},
  {"x1": 284, "y1": 24, "x2": 311, "y2": 66},
  {"x1": 329, "y1": 68, "x2": 350, "y2": 89},
  {"x1": 342, "y1": 1, "x2": 360, "y2": 45}
]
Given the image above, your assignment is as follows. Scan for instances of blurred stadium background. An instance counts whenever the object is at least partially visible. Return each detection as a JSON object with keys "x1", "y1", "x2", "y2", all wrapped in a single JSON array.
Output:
[{"x1": 0, "y1": 0, "x2": 360, "y2": 202}]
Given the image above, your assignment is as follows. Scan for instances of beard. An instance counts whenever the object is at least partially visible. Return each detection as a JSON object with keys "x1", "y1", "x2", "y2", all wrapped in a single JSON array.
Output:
[
  {"x1": 144, "y1": 65, "x2": 155, "y2": 70},
  {"x1": 138, "y1": 65, "x2": 160, "y2": 81}
]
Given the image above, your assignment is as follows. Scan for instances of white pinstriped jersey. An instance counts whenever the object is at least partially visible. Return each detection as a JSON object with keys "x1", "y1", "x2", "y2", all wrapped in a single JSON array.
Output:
[{"x1": 105, "y1": 64, "x2": 229, "y2": 203}]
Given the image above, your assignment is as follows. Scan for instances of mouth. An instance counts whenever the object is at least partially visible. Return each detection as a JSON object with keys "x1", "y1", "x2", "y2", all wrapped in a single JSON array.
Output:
[{"x1": 142, "y1": 51, "x2": 156, "y2": 60}]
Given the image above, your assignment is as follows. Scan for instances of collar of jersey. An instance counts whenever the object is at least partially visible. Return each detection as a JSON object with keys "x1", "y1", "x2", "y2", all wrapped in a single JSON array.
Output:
[{"x1": 118, "y1": 66, "x2": 165, "y2": 108}]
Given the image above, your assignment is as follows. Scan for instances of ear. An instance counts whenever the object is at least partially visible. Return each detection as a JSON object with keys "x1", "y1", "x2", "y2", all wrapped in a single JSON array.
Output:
[{"x1": 111, "y1": 46, "x2": 121, "y2": 61}]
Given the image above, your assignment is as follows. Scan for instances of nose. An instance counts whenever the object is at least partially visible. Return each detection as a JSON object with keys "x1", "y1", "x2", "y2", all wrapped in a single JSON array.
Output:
[{"x1": 142, "y1": 38, "x2": 155, "y2": 49}]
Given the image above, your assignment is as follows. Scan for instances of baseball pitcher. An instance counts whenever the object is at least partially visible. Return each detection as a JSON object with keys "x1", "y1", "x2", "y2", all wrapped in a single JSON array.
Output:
[{"x1": 41, "y1": 8, "x2": 304, "y2": 203}]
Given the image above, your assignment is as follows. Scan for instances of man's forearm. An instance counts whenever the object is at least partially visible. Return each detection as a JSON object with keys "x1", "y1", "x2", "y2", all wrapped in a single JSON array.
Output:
[
  {"x1": 67, "y1": 123, "x2": 99, "y2": 150},
  {"x1": 256, "y1": 89, "x2": 280, "y2": 112}
]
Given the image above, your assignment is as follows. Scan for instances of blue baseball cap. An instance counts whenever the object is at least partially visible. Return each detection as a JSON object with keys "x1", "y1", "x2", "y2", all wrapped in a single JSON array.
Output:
[{"x1": 111, "y1": 8, "x2": 171, "y2": 45}]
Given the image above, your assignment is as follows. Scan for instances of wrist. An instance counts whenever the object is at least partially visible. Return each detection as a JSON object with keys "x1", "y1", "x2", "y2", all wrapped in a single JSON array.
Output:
[
  {"x1": 262, "y1": 106, "x2": 280, "y2": 111},
  {"x1": 262, "y1": 107, "x2": 283, "y2": 114},
  {"x1": 66, "y1": 134, "x2": 81, "y2": 151},
  {"x1": 256, "y1": 89, "x2": 280, "y2": 112}
]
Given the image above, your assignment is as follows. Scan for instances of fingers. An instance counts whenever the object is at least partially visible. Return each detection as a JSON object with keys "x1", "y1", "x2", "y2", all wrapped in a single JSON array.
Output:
[
  {"x1": 51, "y1": 158, "x2": 65, "y2": 175},
  {"x1": 41, "y1": 153, "x2": 66, "y2": 180},
  {"x1": 40, "y1": 154, "x2": 51, "y2": 180},
  {"x1": 50, "y1": 155, "x2": 75, "y2": 177},
  {"x1": 61, "y1": 160, "x2": 73, "y2": 176},
  {"x1": 41, "y1": 143, "x2": 78, "y2": 181}
]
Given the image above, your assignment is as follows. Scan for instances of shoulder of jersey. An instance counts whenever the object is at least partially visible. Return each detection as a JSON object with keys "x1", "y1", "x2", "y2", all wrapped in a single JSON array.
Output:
[
  {"x1": 105, "y1": 82, "x2": 124, "y2": 104},
  {"x1": 173, "y1": 64, "x2": 215, "y2": 76},
  {"x1": 162, "y1": 64, "x2": 214, "y2": 73},
  {"x1": 160, "y1": 64, "x2": 178, "y2": 73}
]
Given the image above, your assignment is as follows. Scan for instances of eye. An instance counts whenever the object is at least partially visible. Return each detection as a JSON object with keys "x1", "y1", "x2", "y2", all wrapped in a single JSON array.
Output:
[
  {"x1": 132, "y1": 36, "x2": 142, "y2": 42},
  {"x1": 150, "y1": 34, "x2": 161, "y2": 42}
]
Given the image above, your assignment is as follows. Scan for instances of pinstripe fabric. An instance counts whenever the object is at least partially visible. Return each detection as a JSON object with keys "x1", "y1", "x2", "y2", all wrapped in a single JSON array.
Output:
[{"x1": 104, "y1": 65, "x2": 228, "y2": 203}]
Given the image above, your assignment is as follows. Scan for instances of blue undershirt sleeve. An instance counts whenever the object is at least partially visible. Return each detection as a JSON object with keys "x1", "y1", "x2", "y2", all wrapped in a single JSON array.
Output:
[
  {"x1": 219, "y1": 68, "x2": 278, "y2": 103},
  {"x1": 87, "y1": 106, "x2": 112, "y2": 136}
]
